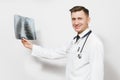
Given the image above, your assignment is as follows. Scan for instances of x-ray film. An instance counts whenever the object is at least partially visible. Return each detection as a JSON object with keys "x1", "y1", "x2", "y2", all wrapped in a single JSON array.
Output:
[{"x1": 14, "y1": 15, "x2": 36, "y2": 40}]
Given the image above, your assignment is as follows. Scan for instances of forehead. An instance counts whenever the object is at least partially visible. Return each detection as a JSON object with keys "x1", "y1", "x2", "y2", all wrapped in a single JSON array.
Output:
[{"x1": 71, "y1": 10, "x2": 87, "y2": 18}]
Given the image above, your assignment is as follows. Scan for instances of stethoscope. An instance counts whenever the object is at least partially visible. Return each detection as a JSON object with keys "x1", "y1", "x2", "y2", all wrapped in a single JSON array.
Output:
[{"x1": 74, "y1": 30, "x2": 92, "y2": 59}]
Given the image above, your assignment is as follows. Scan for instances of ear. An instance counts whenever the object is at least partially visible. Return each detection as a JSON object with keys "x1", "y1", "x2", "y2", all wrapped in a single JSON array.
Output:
[{"x1": 88, "y1": 17, "x2": 91, "y2": 23}]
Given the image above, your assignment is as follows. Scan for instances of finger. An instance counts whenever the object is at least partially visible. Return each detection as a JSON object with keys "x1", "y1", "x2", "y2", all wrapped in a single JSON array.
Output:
[
  {"x1": 21, "y1": 37, "x2": 25, "y2": 40},
  {"x1": 21, "y1": 39, "x2": 25, "y2": 44},
  {"x1": 21, "y1": 39, "x2": 27, "y2": 44},
  {"x1": 22, "y1": 38, "x2": 28, "y2": 42}
]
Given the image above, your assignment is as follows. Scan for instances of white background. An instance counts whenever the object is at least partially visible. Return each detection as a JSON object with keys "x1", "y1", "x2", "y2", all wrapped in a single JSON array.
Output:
[{"x1": 0, "y1": 0, "x2": 120, "y2": 80}]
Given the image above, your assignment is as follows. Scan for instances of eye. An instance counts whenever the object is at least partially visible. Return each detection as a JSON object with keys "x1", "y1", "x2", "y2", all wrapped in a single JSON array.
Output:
[
  {"x1": 72, "y1": 18, "x2": 76, "y2": 21},
  {"x1": 78, "y1": 17, "x2": 82, "y2": 20}
]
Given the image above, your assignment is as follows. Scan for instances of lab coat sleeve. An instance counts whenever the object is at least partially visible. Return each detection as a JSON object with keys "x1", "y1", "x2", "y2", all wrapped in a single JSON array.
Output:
[
  {"x1": 90, "y1": 41, "x2": 104, "y2": 80},
  {"x1": 31, "y1": 43, "x2": 69, "y2": 59}
]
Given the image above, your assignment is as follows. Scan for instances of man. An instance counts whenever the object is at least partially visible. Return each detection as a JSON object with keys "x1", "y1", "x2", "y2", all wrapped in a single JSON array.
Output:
[{"x1": 21, "y1": 6, "x2": 104, "y2": 80}]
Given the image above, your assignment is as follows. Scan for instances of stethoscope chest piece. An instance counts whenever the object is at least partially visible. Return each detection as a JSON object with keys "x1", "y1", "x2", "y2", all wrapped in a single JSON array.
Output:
[{"x1": 78, "y1": 54, "x2": 81, "y2": 59}]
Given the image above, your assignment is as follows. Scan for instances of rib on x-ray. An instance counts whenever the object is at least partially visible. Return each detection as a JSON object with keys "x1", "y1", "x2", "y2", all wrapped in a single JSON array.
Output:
[{"x1": 14, "y1": 15, "x2": 36, "y2": 40}]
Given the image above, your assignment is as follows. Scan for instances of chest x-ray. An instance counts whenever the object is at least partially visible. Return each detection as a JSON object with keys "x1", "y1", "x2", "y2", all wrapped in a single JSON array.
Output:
[{"x1": 14, "y1": 15, "x2": 36, "y2": 40}]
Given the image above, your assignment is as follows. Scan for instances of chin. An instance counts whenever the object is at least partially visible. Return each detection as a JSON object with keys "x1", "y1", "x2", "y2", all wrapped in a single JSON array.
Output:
[{"x1": 75, "y1": 29, "x2": 81, "y2": 32}]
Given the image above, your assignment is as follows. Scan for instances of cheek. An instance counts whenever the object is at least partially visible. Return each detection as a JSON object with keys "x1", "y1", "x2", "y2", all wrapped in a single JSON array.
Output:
[
  {"x1": 72, "y1": 22, "x2": 75, "y2": 26},
  {"x1": 72, "y1": 20, "x2": 75, "y2": 23},
  {"x1": 82, "y1": 20, "x2": 88, "y2": 25}
]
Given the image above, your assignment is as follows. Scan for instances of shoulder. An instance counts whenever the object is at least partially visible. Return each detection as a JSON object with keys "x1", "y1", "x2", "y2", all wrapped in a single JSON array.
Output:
[{"x1": 89, "y1": 32, "x2": 104, "y2": 48}]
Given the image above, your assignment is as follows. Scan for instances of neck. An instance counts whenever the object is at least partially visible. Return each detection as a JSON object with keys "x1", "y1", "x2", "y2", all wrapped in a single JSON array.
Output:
[{"x1": 78, "y1": 27, "x2": 88, "y2": 34}]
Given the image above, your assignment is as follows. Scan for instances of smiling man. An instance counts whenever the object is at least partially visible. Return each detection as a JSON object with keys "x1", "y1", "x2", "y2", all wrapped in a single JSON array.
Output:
[{"x1": 21, "y1": 6, "x2": 104, "y2": 80}]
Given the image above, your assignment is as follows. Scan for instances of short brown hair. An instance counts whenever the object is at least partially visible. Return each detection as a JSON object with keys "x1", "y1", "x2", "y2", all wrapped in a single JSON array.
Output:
[{"x1": 69, "y1": 6, "x2": 89, "y2": 16}]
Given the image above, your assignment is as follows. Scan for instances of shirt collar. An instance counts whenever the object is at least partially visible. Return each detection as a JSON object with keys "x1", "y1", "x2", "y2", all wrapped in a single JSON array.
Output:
[{"x1": 78, "y1": 28, "x2": 91, "y2": 38}]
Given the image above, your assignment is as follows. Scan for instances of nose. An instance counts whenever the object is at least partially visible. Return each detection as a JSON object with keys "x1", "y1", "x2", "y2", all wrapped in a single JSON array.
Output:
[{"x1": 74, "y1": 20, "x2": 79, "y2": 25}]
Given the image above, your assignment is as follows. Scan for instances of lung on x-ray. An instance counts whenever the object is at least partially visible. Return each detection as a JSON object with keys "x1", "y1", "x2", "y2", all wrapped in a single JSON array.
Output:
[{"x1": 14, "y1": 15, "x2": 36, "y2": 40}]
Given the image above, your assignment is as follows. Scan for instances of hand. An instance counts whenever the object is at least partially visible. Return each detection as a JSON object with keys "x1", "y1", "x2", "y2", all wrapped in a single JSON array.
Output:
[{"x1": 21, "y1": 38, "x2": 33, "y2": 50}]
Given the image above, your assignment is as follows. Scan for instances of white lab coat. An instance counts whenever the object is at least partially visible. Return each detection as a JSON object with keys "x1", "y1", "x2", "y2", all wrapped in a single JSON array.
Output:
[{"x1": 31, "y1": 28, "x2": 104, "y2": 80}]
